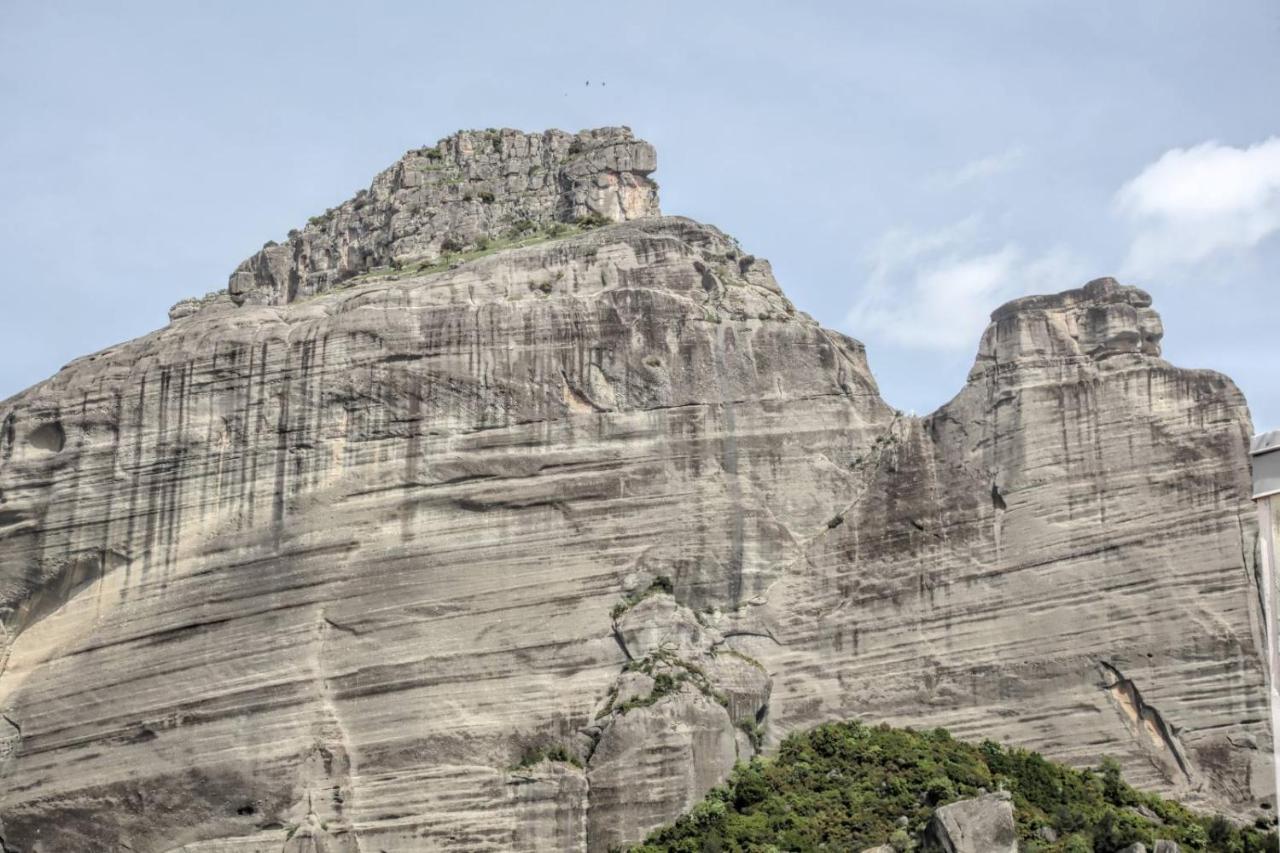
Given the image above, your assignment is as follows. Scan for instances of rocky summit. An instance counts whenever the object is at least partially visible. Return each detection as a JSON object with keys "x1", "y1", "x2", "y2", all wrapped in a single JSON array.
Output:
[{"x1": 0, "y1": 127, "x2": 1272, "y2": 852}]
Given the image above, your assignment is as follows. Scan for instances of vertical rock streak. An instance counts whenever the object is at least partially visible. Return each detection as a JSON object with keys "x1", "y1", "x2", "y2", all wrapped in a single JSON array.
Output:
[{"x1": 0, "y1": 131, "x2": 1269, "y2": 852}]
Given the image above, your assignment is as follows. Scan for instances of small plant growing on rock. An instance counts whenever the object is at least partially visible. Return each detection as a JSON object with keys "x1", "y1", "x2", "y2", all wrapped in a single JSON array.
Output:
[
  {"x1": 738, "y1": 720, "x2": 766, "y2": 752},
  {"x1": 574, "y1": 212, "x2": 611, "y2": 229},
  {"x1": 513, "y1": 744, "x2": 582, "y2": 770},
  {"x1": 610, "y1": 575, "x2": 679, "y2": 621}
]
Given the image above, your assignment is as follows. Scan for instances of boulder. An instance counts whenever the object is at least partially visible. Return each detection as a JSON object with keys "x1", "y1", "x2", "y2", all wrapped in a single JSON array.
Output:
[{"x1": 924, "y1": 791, "x2": 1018, "y2": 853}]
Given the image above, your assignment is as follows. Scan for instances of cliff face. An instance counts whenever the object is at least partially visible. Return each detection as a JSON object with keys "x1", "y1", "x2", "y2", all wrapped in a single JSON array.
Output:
[
  {"x1": 220, "y1": 127, "x2": 658, "y2": 308},
  {"x1": 0, "y1": 128, "x2": 1270, "y2": 853}
]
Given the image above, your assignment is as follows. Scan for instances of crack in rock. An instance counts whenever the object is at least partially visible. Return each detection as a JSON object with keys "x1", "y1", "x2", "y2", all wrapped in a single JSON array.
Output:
[{"x1": 1098, "y1": 660, "x2": 1194, "y2": 786}]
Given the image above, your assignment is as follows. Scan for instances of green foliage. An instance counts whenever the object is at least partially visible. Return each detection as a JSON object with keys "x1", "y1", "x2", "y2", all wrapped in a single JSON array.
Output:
[
  {"x1": 610, "y1": 576, "x2": 676, "y2": 620},
  {"x1": 307, "y1": 209, "x2": 334, "y2": 228},
  {"x1": 574, "y1": 212, "x2": 612, "y2": 229},
  {"x1": 341, "y1": 222, "x2": 590, "y2": 287},
  {"x1": 512, "y1": 743, "x2": 582, "y2": 770},
  {"x1": 737, "y1": 719, "x2": 765, "y2": 752},
  {"x1": 612, "y1": 647, "x2": 729, "y2": 717},
  {"x1": 627, "y1": 720, "x2": 1277, "y2": 853}
]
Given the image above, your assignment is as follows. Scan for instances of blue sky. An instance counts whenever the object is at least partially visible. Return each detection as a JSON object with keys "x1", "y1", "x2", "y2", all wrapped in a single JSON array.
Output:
[{"x1": 2, "y1": 1, "x2": 1277, "y2": 429}]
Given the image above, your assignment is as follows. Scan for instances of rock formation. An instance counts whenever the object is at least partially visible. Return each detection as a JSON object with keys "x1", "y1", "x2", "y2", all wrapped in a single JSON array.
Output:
[
  {"x1": 0, "y1": 127, "x2": 1271, "y2": 852},
  {"x1": 923, "y1": 791, "x2": 1018, "y2": 853},
  {"x1": 219, "y1": 127, "x2": 657, "y2": 309}
]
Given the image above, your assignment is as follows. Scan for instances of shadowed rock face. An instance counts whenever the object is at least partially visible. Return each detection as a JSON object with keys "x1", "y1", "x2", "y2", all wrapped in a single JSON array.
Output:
[{"x1": 0, "y1": 128, "x2": 1271, "y2": 852}]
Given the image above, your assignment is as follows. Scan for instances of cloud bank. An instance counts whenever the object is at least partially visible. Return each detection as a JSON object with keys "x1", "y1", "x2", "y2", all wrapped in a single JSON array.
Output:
[
  {"x1": 1116, "y1": 137, "x2": 1280, "y2": 276},
  {"x1": 845, "y1": 219, "x2": 1084, "y2": 351}
]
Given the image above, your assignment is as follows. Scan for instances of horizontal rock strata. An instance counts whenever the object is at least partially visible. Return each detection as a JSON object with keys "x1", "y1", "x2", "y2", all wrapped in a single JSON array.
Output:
[{"x1": 0, "y1": 128, "x2": 1270, "y2": 852}]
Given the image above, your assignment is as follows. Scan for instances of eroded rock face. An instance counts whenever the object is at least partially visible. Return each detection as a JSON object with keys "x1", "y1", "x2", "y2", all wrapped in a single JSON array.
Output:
[
  {"x1": 585, "y1": 589, "x2": 770, "y2": 851},
  {"x1": 0, "y1": 127, "x2": 1270, "y2": 852},
  {"x1": 228, "y1": 127, "x2": 659, "y2": 306}
]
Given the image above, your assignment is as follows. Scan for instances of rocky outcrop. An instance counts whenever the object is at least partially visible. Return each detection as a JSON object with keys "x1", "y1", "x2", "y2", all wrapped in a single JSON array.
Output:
[
  {"x1": 584, "y1": 587, "x2": 771, "y2": 850},
  {"x1": 923, "y1": 791, "x2": 1018, "y2": 853},
  {"x1": 0, "y1": 127, "x2": 1271, "y2": 852},
  {"x1": 228, "y1": 127, "x2": 658, "y2": 306}
]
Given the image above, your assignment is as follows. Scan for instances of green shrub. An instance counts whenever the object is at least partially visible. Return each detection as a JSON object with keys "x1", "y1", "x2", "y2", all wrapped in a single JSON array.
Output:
[
  {"x1": 610, "y1": 576, "x2": 677, "y2": 621},
  {"x1": 513, "y1": 743, "x2": 581, "y2": 770},
  {"x1": 627, "y1": 720, "x2": 1276, "y2": 853},
  {"x1": 574, "y1": 212, "x2": 611, "y2": 229}
]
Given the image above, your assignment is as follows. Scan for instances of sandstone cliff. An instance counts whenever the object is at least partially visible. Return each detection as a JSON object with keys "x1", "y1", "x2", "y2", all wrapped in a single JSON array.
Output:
[{"x1": 0, "y1": 127, "x2": 1270, "y2": 852}]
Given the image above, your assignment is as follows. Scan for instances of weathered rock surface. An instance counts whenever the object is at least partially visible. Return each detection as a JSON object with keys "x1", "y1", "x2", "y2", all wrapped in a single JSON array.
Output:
[
  {"x1": 0, "y1": 127, "x2": 1271, "y2": 852},
  {"x1": 228, "y1": 127, "x2": 658, "y2": 306},
  {"x1": 923, "y1": 791, "x2": 1018, "y2": 853}
]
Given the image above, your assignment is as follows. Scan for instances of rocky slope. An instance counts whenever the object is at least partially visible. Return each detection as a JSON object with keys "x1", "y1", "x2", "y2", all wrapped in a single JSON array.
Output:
[{"x1": 0, "y1": 127, "x2": 1271, "y2": 852}]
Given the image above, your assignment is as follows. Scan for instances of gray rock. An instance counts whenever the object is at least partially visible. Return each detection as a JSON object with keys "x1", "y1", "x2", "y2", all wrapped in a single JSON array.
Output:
[
  {"x1": 282, "y1": 812, "x2": 361, "y2": 853},
  {"x1": 587, "y1": 691, "x2": 736, "y2": 853},
  {"x1": 614, "y1": 593, "x2": 710, "y2": 660},
  {"x1": 0, "y1": 127, "x2": 1271, "y2": 852},
  {"x1": 226, "y1": 126, "x2": 659, "y2": 307},
  {"x1": 1119, "y1": 845, "x2": 1147, "y2": 853},
  {"x1": 1131, "y1": 803, "x2": 1164, "y2": 824},
  {"x1": 1153, "y1": 841, "x2": 1181, "y2": 853},
  {"x1": 924, "y1": 791, "x2": 1017, "y2": 853}
]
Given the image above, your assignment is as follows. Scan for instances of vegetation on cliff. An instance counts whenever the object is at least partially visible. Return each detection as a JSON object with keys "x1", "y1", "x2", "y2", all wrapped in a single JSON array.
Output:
[{"x1": 628, "y1": 721, "x2": 1277, "y2": 853}]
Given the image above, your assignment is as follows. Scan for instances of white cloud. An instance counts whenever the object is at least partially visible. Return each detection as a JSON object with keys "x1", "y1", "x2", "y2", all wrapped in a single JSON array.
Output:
[
  {"x1": 846, "y1": 219, "x2": 1086, "y2": 351},
  {"x1": 931, "y1": 145, "x2": 1026, "y2": 190},
  {"x1": 1116, "y1": 137, "x2": 1280, "y2": 276}
]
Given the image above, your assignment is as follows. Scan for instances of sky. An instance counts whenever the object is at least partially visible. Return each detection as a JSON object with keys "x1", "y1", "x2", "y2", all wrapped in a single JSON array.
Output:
[{"x1": 1, "y1": 1, "x2": 1277, "y2": 429}]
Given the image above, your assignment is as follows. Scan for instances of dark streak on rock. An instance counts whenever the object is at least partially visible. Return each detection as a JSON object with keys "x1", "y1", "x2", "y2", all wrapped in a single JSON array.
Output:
[{"x1": 1099, "y1": 660, "x2": 1194, "y2": 784}]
